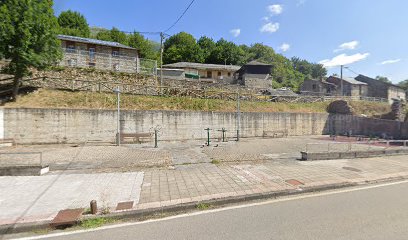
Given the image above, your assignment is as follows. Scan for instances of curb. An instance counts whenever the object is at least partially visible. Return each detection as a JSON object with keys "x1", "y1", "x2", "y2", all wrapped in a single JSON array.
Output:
[{"x1": 1, "y1": 176, "x2": 407, "y2": 235}]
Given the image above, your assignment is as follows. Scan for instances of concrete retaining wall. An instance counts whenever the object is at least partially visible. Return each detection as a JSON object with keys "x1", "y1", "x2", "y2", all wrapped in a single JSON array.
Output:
[
  {"x1": 2, "y1": 108, "x2": 407, "y2": 144},
  {"x1": 0, "y1": 108, "x2": 3, "y2": 139}
]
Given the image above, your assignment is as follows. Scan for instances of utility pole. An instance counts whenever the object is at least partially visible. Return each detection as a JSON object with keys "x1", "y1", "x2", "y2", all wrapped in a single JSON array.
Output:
[
  {"x1": 340, "y1": 65, "x2": 344, "y2": 96},
  {"x1": 160, "y1": 32, "x2": 164, "y2": 95},
  {"x1": 236, "y1": 87, "x2": 241, "y2": 141}
]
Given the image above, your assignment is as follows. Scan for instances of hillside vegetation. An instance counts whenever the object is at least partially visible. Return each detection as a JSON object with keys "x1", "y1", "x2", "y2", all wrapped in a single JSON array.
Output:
[{"x1": 3, "y1": 89, "x2": 392, "y2": 117}]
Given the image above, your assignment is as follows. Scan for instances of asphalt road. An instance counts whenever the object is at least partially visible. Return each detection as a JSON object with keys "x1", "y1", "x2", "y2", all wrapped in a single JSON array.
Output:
[{"x1": 21, "y1": 181, "x2": 408, "y2": 240}]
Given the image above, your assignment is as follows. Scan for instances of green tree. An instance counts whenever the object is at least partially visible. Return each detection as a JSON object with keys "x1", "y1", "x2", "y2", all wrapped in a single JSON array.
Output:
[
  {"x1": 375, "y1": 75, "x2": 392, "y2": 83},
  {"x1": 57, "y1": 10, "x2": 90, "y2": 37},
  {"x1": 246, "y1": 43, "x2": 275, "y2": 63},
  {"x1": 127, "y1": 32, "x2": 158, "y2": 60},
  {"x1": 197, "y1": 36, "x2": 216, "y2": 63},
  {"x1": 397, "y1": 79, "x2": 408, "y2": 91},
  {"x1": 0, "y1": 0, "x2": 62, "y2": 100},
  {"x1": 163, "y1": 32, "x2": 204, "y2": 64},
  {"x1": 96, "y1": 27, "x2": 128, "y2": 45},
  {"x1": 207, "y1": 38, "x2": 245, "y2": 65}
]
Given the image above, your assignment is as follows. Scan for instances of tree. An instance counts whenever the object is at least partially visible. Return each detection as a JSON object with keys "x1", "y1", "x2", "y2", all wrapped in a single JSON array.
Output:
[
  {"x1": 57, "y1": 10, "x2": 90, "y2": 37},
  {"x1": 397, "y1": 79, "x2": 408, "y2": 91},
  {"x1": 0, "y1": 0, "x2": 62, "y2": 101},
  {"x1": 163, "y1": 32, "x2": 204, "y2": 64},
  {"x1": 207, "y1": 38, "x2": 245, "y2": 65},
  {"x1": 375, "y1": 76, "x2": 391, "y2": 83},
  {"x1": 197, "y1": 36, "x2": 216, "y2": 63},
  {"x1": 96, "y1": 27, "x2": 128, "y2": 45},
  {"x1": 127, "y1": 32, "x2": 158, "y2": 60}
]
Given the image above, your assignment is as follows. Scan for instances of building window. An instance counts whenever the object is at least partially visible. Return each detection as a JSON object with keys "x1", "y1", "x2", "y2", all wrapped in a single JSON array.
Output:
[
  {"x1": 89, "y1": 48, "x2": 96, "y2": 62},
  {"x1": 66, "y1": 44, "x2": 76, "y2": 53},
  {"x1": 113, "y1": 63, "x2": 120, "y2": 71},
  {"x1": 312, "y1": 84, "x2": 317, "y2": 90},
  {"x1": 67, "y1": 59, "x2": 77, "y2": 67},
  {"x1": 112, "y1": 50, "x2": 120, "y2": 57},
  {"x1": 218, "y1": 71, "x2": 222, "y2": 77},
  {"x1": 207, "y1": 71, "x2": 212, "y2": 78},
  {"x1": 228, "y1": 72, "x2": 231, "y2": 77}
]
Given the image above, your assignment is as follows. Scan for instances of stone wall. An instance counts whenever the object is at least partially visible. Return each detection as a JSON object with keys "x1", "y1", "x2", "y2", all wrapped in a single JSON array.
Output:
[
  {"x1": 0, "y1": 109, "x2": 4, "y2": 139},
  {"x1": 2, "y1": 108, "x2": 407, "y2": 144}
]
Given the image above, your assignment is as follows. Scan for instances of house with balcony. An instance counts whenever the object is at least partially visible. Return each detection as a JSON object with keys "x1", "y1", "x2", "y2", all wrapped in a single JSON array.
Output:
[{"x1": 57, "y1": 35, "x2": 143, "y2": 74}]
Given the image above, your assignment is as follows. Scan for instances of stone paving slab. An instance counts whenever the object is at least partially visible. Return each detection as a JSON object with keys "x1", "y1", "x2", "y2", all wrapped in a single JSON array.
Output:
[{"x1": 2, "y1": 155, "x2": 408, "y2": 227}]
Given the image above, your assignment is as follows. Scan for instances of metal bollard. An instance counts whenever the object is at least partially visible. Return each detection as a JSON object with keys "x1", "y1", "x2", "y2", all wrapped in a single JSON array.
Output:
[
  {"x1": 90, "y1": 200, "x2": 98, "y2": 215},
  {"x1": 154, "y1": 129, "x2": 158, "y2": 148},
  {"x1": 204, "y1": 128, "x2": 211, "y2": 146}
]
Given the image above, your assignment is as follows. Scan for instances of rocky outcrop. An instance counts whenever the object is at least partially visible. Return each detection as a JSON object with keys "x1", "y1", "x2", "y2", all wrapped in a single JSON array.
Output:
[{"x1": 327, "y1": 100, "x2": 354, "y2": 115}]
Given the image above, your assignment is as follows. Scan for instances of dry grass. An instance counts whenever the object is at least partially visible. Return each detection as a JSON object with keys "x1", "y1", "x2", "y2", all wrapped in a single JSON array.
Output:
[{"x1": 3, "y1": 89, "x2": 392, "y2": 116}]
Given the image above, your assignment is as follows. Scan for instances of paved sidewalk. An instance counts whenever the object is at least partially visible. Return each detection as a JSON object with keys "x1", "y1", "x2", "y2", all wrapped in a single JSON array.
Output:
[{"x1": 1, "y1": 155, "x2": 408, "y2": 227}]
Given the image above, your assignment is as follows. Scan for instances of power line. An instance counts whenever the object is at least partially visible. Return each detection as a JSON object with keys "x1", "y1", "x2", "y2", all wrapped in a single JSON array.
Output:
[
  {"x1": 344, "y1": 67, "x2": 360, "y2": 76},
  {"x1": 163, "y1": 0, "x2": 196, "y2": 33}
]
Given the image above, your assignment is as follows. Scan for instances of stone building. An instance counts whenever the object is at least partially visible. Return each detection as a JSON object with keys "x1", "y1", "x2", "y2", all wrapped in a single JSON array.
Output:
[
  {"x1": 355, "y1": 75, "x2": 406, "y2": 102},
  {"x1": 162, "y1": 62, "x2": 241, "y2": 82},
  {"x1": 326, "y1": 76, "x2": 368, "y2": 97},
  {"x1": 58, "y1": 35, "x2": 150, "y2": 74},
  {"x1": 300, "y1": 79, "x2": 338, "y2": 96},
  {"x1": 235, "y1": 61, "x2": 273, "y2": 89}
]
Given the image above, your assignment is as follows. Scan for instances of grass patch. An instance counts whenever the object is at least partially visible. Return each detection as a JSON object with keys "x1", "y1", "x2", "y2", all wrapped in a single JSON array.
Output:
[
  {"x1": 211, "y1": 159, "x2": 221, "y2": 165},
  {"x1": 80, "y1": 217, "x2": 114, "y2": 229},
  {"x1": 196, "y1": 203, "x2": 212, "y2": 210},
  {"x1": 3, "y1": 89, "x2": 394, "y2": 117}
]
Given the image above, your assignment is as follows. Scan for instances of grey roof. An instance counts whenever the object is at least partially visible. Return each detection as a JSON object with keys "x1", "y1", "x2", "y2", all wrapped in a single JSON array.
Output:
[
  {"x1": 356, "y1": 74, "x2": 403, "y2": 89},
  {"x1": 245, "y1": 60, "x2": 272, "y2": 66},
  {"x1": 328, "y1": 76, "x2": 367, "y2": 85},
  {"x1": 341, "y1": 77, "x2": 367, "y2": 85},
  {"x1": 163, "y1": 62, "x2": 241, "y2": 71},
  {"x1": 57, "y1": 35, "x2": 136, "y2": 50}
]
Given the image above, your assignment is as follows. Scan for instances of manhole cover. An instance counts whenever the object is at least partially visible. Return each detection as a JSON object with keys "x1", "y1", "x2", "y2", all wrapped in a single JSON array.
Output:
[
  {"x1": 342, "y1": 167, "x2": 362, "y2": 172},
  {"x1": 50, "y1": 208, "x2": 83, "y2": 228},
  {"x1": 285, "y1": 179, "x2": 304, "y2": 186},
  {"x1": 116, "y1": 201, "x2": 134, "y2": 211}
]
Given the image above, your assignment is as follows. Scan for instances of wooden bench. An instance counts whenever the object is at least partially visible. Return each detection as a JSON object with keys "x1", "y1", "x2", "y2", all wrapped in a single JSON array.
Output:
[
  {"x1": 263, "y1": 130, "x2": 288, "y2": 138},
  {"x1": 120, "y1": 133, "x2": 152, "y2": 144}
]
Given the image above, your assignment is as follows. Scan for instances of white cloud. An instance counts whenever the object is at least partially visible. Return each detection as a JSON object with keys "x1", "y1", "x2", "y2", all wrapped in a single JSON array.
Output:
[
  {"x1": 334, "y1": 40, "x2": 359, "y2": 52},
  {"x1": 260, "y1": 22, "x2": 280, "y2": 33},
  {"x1": 279, "y1": 43, "x2": 290, "y2": 52},
  {"x1": 319, "y1": 53, "x2": 370, "y2": 68},
  {"x1": 267, "y1": 4, "x2": 283, "y2": 15},
  {"x1": 261, "y1": 16, "x2": 270, "y2": 22},
  {"x1": 380, "y1": 59, "x2": 401, "y2": 65},
  {"x1": 230, "y1": 28, "x2": 241, "y2": 37}
]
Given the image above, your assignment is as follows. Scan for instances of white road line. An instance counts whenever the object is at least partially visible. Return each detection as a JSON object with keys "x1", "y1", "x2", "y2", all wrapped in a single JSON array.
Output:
[{"x1": 13, "y1": 179, "x2": 408, "y2": 240}]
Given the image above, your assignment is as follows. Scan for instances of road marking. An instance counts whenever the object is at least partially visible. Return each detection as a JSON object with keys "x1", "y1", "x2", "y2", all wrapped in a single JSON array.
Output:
[{"x1": 14, "y1": 179, "x2": 408, "y2": 240}]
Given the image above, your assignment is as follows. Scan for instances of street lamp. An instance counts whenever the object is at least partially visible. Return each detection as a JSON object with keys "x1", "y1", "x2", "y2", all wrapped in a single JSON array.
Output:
[{"x1": 114, "y1": 86, "x2": 121, "y2": 146}]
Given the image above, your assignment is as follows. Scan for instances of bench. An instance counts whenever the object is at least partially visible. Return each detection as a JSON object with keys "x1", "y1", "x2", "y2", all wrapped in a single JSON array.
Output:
[
  {"x1": 120, "y1": 133, "x2": 152, "y2": 144},
  {"x1": 263, "y1": 130, "x2": 288, "y2": 138}
]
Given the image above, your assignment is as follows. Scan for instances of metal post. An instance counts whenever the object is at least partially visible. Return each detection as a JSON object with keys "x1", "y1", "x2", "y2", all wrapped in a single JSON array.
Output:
[
  {"x1": 114, "y1": 86, "x2": 121, "y2": 146},
  {"x1": 154, "y1": 129, "x2": 158, "y2": 148},
  {"x1": 160, "y1": 32, "x2": 164, "y2": 95},
  {"x1": 236, "y1": 88, "x2": 241, "y2": 141},
  {"x1": 340, "y1": 65, "x2": 343, "y2": 96},
  {"x1": 204, "y1": 128, "x2": 211, "y2": 146}
]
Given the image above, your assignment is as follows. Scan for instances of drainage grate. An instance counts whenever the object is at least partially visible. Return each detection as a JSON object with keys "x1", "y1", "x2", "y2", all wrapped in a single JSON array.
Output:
[
  {"x1": 116, "y1": 201, "x2": 134, "y2": 211},
  {"x1": 342, "y1": 167, "x2": 362, "y2": 172},
  {"x1": 285, "y1": 179, "x2": 304, "y2": 186},
  {"x1": 50, "y1": 208, "x2": 83, "y2": 228}
]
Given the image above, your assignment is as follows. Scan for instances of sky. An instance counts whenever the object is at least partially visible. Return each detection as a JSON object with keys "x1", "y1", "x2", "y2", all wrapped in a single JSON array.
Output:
[{"x1": 54, "y1": 0, "x2": 408, "y2": 83}]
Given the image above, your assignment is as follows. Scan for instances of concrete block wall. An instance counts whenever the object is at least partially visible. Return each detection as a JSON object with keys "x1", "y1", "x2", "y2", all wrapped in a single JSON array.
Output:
[
  {"x1": 0, "y1": 108, "x2": 4, "y2": 139},
  {"x1": 2, "y1": 108, "x2": 407, "y2": 144}
]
